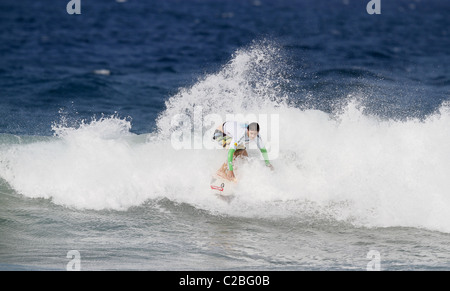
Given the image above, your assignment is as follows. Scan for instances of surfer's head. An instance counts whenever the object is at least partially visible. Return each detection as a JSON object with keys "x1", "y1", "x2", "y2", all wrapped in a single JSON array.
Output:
[{"x1": 247, "y1": 122, "x2": 259, "y2": 140}]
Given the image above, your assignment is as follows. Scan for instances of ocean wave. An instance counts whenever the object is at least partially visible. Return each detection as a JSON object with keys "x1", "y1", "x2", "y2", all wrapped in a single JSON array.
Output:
[{"x1": 1, "y1": 42, "x2": 450, "y2": 234}]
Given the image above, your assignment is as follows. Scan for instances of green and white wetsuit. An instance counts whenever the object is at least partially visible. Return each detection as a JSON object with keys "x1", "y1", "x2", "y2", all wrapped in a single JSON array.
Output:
[{"x1": 221, "y1": 121, "x2": 271, "y2": 171}]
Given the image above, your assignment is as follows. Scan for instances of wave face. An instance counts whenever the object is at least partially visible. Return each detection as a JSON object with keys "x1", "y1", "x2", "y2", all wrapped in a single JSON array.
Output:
[{"x1": 1, "y1": 42, "x2": 450, "y2": 233}]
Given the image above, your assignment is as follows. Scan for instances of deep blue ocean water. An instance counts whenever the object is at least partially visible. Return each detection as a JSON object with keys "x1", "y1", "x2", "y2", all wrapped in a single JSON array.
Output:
[
  {"x1": 1, "y1": 0, "x2": 450, "y2": 271},
  {"x1": 2, "y1": 0, "x2": 448, "y2": 135}
]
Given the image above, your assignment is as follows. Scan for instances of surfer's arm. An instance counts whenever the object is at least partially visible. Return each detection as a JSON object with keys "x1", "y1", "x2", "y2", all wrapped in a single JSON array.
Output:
[
  {"x1": 260, "y1": 147, "x2": 270, "y2": 166},
  {"x1": 226, "y1": 148, "x2": 237, "y2": 181},
  {"x1": 227, "y1": 138, "x2": 240, "y2": 172},
  {"x1": 257, "y1": 135, "x2": 273, "y2": 169},
  {"x1": 260, "y1": 147, "x2": 274, "y2": 170},
  {"x1": 227, "y1": 148, "x2": 236, "y2": 171}
]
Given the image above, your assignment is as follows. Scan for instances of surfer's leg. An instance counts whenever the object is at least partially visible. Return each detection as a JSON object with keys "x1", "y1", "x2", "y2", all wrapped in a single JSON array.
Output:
[
  {"x1": 216, "y1": 162, "x2": 228, "y2": 178},
  {"x1": 212, "y1": 129, "x2": 223, "y2": 140},
  {"x1": 213, "y1": 123, "x2": 225, "y2": 137}
]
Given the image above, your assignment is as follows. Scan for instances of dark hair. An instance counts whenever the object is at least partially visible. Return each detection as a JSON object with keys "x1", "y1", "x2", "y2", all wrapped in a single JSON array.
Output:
[{"x1": 247, "y1": 122, "x2": 260, "y2": 132}]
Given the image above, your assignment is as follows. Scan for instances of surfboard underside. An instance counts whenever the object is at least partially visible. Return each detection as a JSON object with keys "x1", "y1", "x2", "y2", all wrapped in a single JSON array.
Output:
[{"x1": 210, "y1": 175, "x2": 235, "y2": 202}]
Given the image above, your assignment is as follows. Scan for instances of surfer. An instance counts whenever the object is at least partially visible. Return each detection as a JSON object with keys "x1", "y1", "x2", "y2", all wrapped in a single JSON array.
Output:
[{"x1": 213, "y1": 121, "x2": 273, "y2": 181}]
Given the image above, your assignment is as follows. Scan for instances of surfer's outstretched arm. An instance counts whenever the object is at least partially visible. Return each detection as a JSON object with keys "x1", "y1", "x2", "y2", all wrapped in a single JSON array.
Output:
[
  {"x1": 226, "y1": 148, "x2": 236, "y2": 180},
  {"x1": 260, "y1": 147, "x2": 274, "y2": 170},
  {"x1": 227, "y1": 148, "x2": 236, "y2": 171}
]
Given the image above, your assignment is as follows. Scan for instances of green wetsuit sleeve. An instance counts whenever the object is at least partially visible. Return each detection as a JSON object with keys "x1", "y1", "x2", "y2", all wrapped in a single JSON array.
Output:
[
  {"x1": 260, "y1": 147, "x2": 271, "y2": 165},
  {"x1": 227, "y1": 148, "x2": 236, "y2": 171}
]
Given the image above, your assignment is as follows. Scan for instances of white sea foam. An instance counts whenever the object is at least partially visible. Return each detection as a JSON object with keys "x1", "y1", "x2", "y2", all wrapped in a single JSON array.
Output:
[{"x1": 1, "y1": 42, "x2": 450, "y2": 233}]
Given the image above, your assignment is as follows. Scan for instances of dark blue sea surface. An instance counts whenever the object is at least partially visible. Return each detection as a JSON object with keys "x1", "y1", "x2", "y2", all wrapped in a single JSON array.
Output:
[
  {"x1": 1, "y1": 0, "x2": 448, "y2": 135},
  {"x1": 1, "y1": 0, "x2": 450, "y2": 271}
]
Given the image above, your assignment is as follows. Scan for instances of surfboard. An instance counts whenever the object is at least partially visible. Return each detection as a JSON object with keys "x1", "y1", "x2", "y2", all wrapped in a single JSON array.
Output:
[{"x1": 210, "y1": 174, "x2": 236, "y2": 202}]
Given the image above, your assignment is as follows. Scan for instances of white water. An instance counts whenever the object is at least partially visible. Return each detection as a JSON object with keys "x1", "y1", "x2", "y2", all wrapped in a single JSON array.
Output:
[{"x1": 1, "y1": 43, "x2": 450, "y2": 233}]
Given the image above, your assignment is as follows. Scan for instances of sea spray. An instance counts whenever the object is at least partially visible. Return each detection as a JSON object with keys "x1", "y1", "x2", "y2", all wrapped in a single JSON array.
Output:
[
  {"x1": 156, "y1": 40, "x2": 292, "y2": 140},
  {"x1": 1, "y1": 43, "x2": 450, "y2": 233}
]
